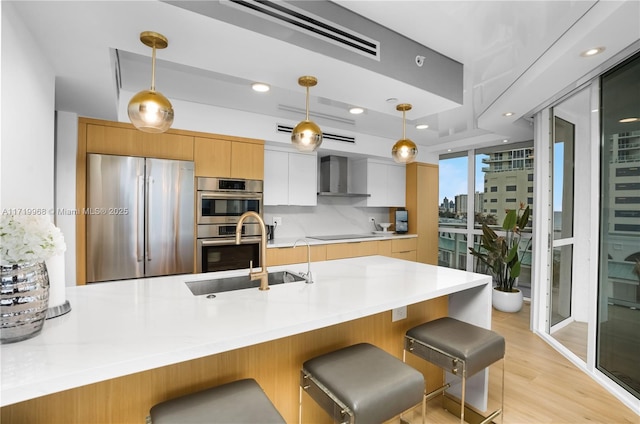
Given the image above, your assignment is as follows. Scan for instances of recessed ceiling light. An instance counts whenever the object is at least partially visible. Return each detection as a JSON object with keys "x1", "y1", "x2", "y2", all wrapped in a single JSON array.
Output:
[
  {"x1": 619, "y1": 117, "x2": 639, "y2": 123},
  {"x1": 415, "y1": 124, "x2": 429, "y2": 130},
  {"x1": 503, "y1": 139, "x2": 509, "y2": 143},
  {"x1": 349, "y1": 107, "x2": 364, "y2": 115},
  {"x1": 580, "y1": 47, "x2": 605, "y2": 57},
  {"x1": 386, "y1": 98, "x2": 398, "y2": 104},
  {"x1": 447, "y1": 149, "x2": 452, "y2": 152},
  {"x1": 503, "y1": 112, "x2": 514, "y2": 117},
  {"x1": 251, "y1": 82, "x2": 270, "y2": 92}
]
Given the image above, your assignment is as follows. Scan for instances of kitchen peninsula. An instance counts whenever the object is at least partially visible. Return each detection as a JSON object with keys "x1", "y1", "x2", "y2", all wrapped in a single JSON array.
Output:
[{"x1": 1, "y1": 256, "x2": 492, "y2": 423}]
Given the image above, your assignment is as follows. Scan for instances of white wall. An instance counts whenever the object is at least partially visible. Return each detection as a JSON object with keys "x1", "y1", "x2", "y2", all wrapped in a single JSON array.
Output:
[
  {"x1": 1, "y1": 2, "x2": 55, "y2": 211},
  {"x1": 55, "y1": 111, "x2": 78, "y2": 286}
]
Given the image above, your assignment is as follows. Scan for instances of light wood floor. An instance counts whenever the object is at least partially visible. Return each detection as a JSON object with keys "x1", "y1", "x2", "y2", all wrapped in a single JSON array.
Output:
[
  {"x1": 552, "y1": 320, "x2": 588, "y2": 362},
  {"x1": 401, "y1": 302, "x2": 638, "y2": 423}
]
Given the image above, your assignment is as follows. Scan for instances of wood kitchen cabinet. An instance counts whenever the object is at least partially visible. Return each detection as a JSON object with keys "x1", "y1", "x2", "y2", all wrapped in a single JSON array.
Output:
[
  {"x1": 194, "y1": 136, "x2": 264, "y2": 180},
  {"x1": 86, "y1": 123, "x2": 194, "y2": 160},
  {"x1": 266, "y1": 244, "x2": 327, "y2": 267},
  {"x1": 405, "y1": 162, "x2": 439, "y2": 265},
  {"x1": 76, "y1": 117, "x2": 264, "y2": 285},
  {"x1": 378, "y1": 238, "x2": 418, "y2": 261},
  {"x1": 325, "y1": 241, "x2": 379, "y2": 260},
  {"x1": 264, "y1": 148, "x2": 317, "y2": 206}
]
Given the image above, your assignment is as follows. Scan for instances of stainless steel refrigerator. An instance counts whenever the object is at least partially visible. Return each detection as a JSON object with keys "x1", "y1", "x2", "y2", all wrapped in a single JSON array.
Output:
[{"x1": 86, "y1": 154, "x2": 194, "y2": 283}]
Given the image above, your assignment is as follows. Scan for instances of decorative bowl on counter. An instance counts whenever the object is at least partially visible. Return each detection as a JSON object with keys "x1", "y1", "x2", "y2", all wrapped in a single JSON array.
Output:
[{"x1": 379, "y1": 223, "x2": 392, "y2": 232}]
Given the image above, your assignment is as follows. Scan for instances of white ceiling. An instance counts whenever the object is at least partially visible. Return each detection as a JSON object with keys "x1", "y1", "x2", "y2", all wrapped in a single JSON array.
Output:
[{"x1": 8, "y1": 1, "x2": 640, "y2": 155}]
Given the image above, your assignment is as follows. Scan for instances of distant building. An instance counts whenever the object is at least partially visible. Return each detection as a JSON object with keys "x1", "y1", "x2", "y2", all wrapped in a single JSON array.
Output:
[
  {"x1": 455, "y1": 194, "x2": 467, "y2": 216},
  {"x1": 474, "y1": 191, "x2": 484, "y2": 213},
  {"x1": 606, "y1": 131, "x2": 640, "y2": 238},
  {"x1": 481, "y1": 147, "x2": 534, "y2": 217}
]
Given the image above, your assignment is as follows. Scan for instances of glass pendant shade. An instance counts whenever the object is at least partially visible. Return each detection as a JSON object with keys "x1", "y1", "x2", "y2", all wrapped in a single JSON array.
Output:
[
  {"x1": 291, "y1": 76, "x2": 322, "y2": 151},
  {"x1": 291, "y1": 120, "x2": 322, "y2": 152},
  {"x1": 392, "y1": 103, "x2": 418, "y2": 163},
  {"x1": 128, "y1": 90, "x2": 174, "y2": 133},
  {"x1": 392, "y1": 138, "x2": 418, "y2": 163},
  {"x1": 127, "y1": 31, "x2": 174, "y2": 133}
]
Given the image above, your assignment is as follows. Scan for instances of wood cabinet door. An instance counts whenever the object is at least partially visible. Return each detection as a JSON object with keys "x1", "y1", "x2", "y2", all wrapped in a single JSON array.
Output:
[
  {"x1": 326, "y1": 241, "x2": 378, "y2": 260},
  {"x1": 392, "y1": 250, "x2": 417, "y2": 261},
  {"x1": 231, "y1": 142, "x2": 264, "y2": 180},
  {"x1": 194, "y1": 137, "x2": 231, "y2": 177},
  {"x1": 391, "y1": 238, "x2": 417, "y2": 253},
  {"x1": 266, "y1": 245, "x2": 326, "y2": 266},
  {"x1": 142, "y1": 133, "x2": 194, "y2": 160},
  {"x1": 378, "y1": 240, "x2": 393, "y2": 257},
  {"x1": 86, "y1": 124, "x2": 143, "y2": 156}
]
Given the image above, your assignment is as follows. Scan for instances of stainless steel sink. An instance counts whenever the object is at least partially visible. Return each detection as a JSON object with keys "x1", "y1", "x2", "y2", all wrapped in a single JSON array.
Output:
[{"x1": 185, "y1": 270, "x2": 305, "y2": 296}]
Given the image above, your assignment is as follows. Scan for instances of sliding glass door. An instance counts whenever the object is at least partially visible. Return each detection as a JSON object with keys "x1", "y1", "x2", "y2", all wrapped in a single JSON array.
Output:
[
  {"x1": 550, "y1": 116, "x2": 575, "y2": 327},
  {"x1": 597, "y1": 52, "x2": 640, "y2": 399}
]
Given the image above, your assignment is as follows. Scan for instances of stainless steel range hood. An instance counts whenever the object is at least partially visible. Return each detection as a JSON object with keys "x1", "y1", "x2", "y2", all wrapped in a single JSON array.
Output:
[{"x1": 318, "y1": 155, "x2": 370, "y2": 198}]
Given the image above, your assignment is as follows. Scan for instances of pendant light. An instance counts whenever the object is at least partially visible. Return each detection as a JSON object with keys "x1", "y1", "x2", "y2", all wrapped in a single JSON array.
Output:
[
  {"x1": 391, "y1": 103, "x2": 418, "y2": 163},
  {"x1": 291, "y1": 76, "x2": 323, "y2": 152},
  {"x1": 127, "y1": 31, "x2": 174, "y2": 133}
]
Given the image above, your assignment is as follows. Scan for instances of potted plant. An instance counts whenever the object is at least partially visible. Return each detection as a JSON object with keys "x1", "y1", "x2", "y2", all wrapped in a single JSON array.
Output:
[{"x1": 469, "y1": 203, "x2": 531, "y2": 312}]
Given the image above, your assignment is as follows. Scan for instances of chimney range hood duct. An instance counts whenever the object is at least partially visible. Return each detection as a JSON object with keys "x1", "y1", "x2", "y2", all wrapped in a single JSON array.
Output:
[{"x1": 318, "y1": 155, "x2": 370, "y2": 198}]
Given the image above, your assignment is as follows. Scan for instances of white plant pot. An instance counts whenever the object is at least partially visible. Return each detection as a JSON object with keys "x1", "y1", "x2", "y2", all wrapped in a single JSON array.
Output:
[{"x1": 492, "y1": 287, "x2": 523, "y2": 313}]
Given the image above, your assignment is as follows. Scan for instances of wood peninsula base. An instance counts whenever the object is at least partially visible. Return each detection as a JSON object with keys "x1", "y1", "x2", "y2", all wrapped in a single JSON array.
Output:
[{"x1": 2, "y1": 297, "x2": 447, "y2": 424}]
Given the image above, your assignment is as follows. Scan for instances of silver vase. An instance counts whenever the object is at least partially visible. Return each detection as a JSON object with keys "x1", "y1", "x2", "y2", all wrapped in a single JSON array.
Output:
[{"x1": 1, "y1": 262, "x2": 50, "y2": 344}]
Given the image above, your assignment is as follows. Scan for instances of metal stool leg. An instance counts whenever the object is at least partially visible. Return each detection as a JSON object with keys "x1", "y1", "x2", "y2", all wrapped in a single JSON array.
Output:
[
  {"x1": 500, "y1": 358, "x2": 505, "y2": 424},
  {"x1": 460, "y1": 374, "x2": 466, "y2": 424},
  {"x1": 401, "y1": 347, "x2": 427, "y2": 424}
]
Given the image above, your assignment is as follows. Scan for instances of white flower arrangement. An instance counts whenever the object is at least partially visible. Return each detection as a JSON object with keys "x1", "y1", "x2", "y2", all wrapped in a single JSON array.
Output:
[{"x1": 0, "y1": 215, "x2": 66, "y2": 266}]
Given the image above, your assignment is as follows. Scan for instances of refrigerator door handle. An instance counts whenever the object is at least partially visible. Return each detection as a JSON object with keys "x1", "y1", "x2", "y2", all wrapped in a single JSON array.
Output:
[
  {"x1": 145, "y1": 176, "x2": 154, "y2": 262},
  {"x1": 136, "y1": 175, "x2": 145, "y2": 262}
]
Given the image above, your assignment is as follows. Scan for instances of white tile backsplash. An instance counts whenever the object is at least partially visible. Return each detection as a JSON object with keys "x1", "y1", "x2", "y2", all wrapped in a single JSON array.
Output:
[{"x1": 264, "y1": 196, "x2": 390, "y2": 239}]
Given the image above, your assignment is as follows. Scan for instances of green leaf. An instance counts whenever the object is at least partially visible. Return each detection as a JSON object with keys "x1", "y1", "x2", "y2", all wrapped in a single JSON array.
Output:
[
  {"x1": 518, "y1": 205, "x2": 531, "y2": 229},
  {"x1": 511, "y1": 261, "x2": 521, "y2": 278},
  {"x1": 502, "y1": 209, "x2": 517, "y2": 231},
  {"x1": 506, "y1": 243, "x2": 519, "y2": 262}
]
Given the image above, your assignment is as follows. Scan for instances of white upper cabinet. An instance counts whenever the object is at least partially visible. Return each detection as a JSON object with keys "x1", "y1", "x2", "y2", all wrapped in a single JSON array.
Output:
[
  {"x1": 352, "y1": 158, "x2": 406, "y2": 207},
  {"x1": 264, "y1": 148, "x2": 317, "y2": 206}
]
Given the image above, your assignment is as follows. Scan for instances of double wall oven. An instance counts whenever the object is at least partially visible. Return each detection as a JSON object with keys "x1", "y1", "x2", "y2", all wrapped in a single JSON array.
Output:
[{"x1": 196, "y1": 177, "x2": 263, "y2": 273}]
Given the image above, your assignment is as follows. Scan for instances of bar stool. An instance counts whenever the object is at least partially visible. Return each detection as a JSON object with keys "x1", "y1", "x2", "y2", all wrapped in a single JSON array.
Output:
[
  {"x1": 403, "y1": 317, "x2": 505, "y2": 424},
  {"x1": 149, "y1": 378, "x2": 285, "y2": 423},
  {"x1": 300, "y1": 342, "x2": 426, "y2": 424}
]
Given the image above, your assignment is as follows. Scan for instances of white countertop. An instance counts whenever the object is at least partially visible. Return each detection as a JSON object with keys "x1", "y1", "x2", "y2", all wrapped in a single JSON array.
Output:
[
  {"x1": 267, "y1": 233, "x2": 417, "y2": 248},
  {"x1": 0, "y1": 256, "x2": 490, "y2": 407}
]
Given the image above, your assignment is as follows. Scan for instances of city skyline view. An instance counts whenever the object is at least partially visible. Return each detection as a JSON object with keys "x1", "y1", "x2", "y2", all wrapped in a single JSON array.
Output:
[{"x1": 438, "y1": 148, "x2": 564, "y2": 212}]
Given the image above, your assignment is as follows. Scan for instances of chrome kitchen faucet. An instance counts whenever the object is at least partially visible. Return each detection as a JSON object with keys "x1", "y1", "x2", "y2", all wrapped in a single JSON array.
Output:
[{"x1": 293, "y1": 238, "x2": 314, "y2": 284}]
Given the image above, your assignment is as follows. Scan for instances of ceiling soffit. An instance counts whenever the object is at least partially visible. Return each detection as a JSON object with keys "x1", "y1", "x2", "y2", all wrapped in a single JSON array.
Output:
[{"x1": 163, "y1": 0, "x2": 463, "y2": 107}]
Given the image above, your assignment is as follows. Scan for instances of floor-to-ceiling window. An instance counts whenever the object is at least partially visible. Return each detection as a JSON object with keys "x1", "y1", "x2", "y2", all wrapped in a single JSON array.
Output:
[
  {"x1": 597, "y1": 52, "x2": 640, "y2": 399},
  {"x1": 439, "y1": 145, "x2": 534, "y2": 296},
  {"x1": 438, "y1": 154, "x2": 468, "y2": 270}
]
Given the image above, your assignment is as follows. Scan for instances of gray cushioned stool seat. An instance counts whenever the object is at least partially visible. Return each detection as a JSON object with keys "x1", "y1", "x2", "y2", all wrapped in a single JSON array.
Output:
[
  {"x1": 302, "y1": 343, "x2": 425, "y2": 423},
  {"x1": 406, "y1": 317, "x2": 505, "y2": 377},
  {"x1": 150, "y1": 378, "x2": 285, "y2": 424}
]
